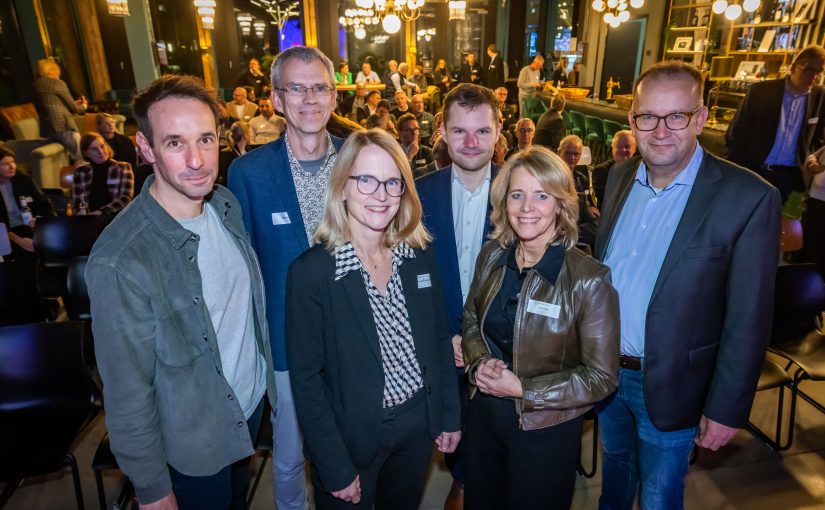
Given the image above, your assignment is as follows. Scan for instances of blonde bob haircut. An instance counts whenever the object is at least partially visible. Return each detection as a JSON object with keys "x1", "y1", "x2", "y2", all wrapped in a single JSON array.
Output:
[
  {"x1": 489, "y1": 145, "x2": 579, "y2": 250},
  {"x1": 313, "y1": 129, "x2": 431, "y2": 251}
]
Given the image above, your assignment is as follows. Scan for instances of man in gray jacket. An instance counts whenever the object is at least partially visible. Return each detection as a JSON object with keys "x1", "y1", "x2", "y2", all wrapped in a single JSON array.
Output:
[
  {"x1": 32, "y1": 59, "x2": 87, "y2": 162},
  {"x1": 86, "y1": 74, "x2": 277, "y2": 509}
]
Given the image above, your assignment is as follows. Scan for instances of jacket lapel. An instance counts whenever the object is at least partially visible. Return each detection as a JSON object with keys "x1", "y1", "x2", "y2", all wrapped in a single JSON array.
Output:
[
  {"x1": 433, "y1": 167, "x2": 460, "y2": 281},
  {"x1": 594, "y1": 157, "x2": 639, "y2": 260},
  {"x1": 270, "y1": 141, "x2": 310, "y2": 249},
  {"x1": 338, "y1": 271, "x2": 383, "y2": 366},
  {"x1": 400, "y1": 254, "x2": 432, "y2": 359},
  {"x1": 649, "y1": 152, "x2": 721, "y2": 303},
  {"x1": 483, "y1": 164, "x2": 499, "y2": 240}
]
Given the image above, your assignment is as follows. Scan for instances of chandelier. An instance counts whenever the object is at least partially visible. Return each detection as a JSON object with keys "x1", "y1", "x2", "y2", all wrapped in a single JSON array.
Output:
[
  {"x1": 417, "y1": 28, "x2": 436, "y2": 41},
  {"x1": 711, "y1": 0, "x2": 760, "y2": 21},
  {"x1": 448, "y1": 1, "x2": 466, "y2": 20},
  {"x1": 194, "y1": 0, "x2": 216, "y2": 29},
  {"x1": 591, "y1": 0, "x2": 644, "y2": 28},
  {"x1": 237, "y1": 12, "x2": 253, "y2": 36},
  {"x1": 106, "y1": 0, "x2": 130, "y2": 16},
  {"x1": 340, "y1": 0, "x2": 425, "y2": 35},
  {"x1": 254, "y1": 0, "x2": 300, "y2": 29}
]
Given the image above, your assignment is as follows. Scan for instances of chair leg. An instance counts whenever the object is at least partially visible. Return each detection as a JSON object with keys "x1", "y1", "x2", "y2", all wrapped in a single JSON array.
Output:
[
  {"x1": 65, "y1": 453, "x2": 86, "y2": 510},
  {"x1": 95, "y1": 468, "x2": 107, "y2": 510},
  {"x1": 747, "y1": 384, "x2": 791, "y2": 451},
  {"x1": 246, "y1": 450, "x2": 271, "y2": 509},
  {"x1": 0, "y1": 479, "x2": 23, "y2": 509}
]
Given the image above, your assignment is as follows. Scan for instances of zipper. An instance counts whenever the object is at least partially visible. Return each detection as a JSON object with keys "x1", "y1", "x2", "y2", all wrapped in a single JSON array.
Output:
[{"x1": 513, "y1": 268, "x2": 539, "y2": 429}]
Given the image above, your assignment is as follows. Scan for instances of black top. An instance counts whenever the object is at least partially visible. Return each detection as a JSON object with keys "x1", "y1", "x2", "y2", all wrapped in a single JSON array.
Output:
[
  {"x1": 482, "y1": 243, "x2": 566, "y2": 369},
  {"x1": 88, "y1": 161, "x2": 111, "y2": 212},
  {"x1": 552, "y1": 68, "x2": 568, "y2": 87},
  {"x1": 106, "y1": 133, "x2": 138, "y2": 169}
]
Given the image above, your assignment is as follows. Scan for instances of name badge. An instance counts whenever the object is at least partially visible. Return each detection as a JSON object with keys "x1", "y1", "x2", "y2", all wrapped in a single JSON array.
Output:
[
  {"x1": 271, "y1": 212, "x2": 291, "y2": 225},
  {"x1": 417, "y1": 273, "x2": 432, "y2": 289},
  {"x1": 809, "y1": 117, "x2": 819, "y2": 124},
  {"x1": 106, "y1": 178, "x2": 120, "y2": 185},
  {"x1": 526, "y1": 299, "x2": 560, "y2": 319},
  {"x1": 415, "y1": 159, "x2": 427, "y2": 165}
]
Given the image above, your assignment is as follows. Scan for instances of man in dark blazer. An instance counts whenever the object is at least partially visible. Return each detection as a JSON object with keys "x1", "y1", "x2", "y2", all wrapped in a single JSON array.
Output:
[
  {"x1": 533, "y1": 94, "x2": 566, "y2": 151},
  {"x1": 459, "y1": 53, "x2": 482, "y2": 85},
  {"x1": 726, "y1": 45, "x2": 825, "y2": 202},
  {"x1": 228, "y1": 46, "x2": 344, "y2": 510},
  {"x1": 415, "y1": 83, "x2": 500, "y2": 510},
  {"x1": 32, "y1": 59, "x2": 87, "y2": 162},
  {"x1": 595, "y1": 61, "x2": 780, "y2": 509},
  {"x1": 484, "y1": 44, "x2": 505, "y2": 90}
]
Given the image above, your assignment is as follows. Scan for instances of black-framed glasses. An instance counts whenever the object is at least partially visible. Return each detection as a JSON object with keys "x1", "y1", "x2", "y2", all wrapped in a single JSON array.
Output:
[
  {"x1": 274, "y1": 84, "x2": 335, "y2": 98},
  {"x1": 348, "y1": 175, "x2": 406, "y2": 197},
  {"x1": 631, "y1": 105, "x2": 703, "y2": 131}
]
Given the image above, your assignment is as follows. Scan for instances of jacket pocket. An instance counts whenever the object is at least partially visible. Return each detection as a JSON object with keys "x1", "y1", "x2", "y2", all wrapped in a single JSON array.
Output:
[{"x1": 688, "y1": 342, "x2": 719, "y2": 368}]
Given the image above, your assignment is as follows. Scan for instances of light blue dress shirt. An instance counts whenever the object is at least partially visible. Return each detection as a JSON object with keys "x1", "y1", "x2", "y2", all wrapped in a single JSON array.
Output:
[
  {"x1": 764, "y1": 80, "x2": 809, "y2": 166},
  {"x1": 603, "y1": 143, "x2": 704, "y2": 357},
  {"x1": 452, "y1": 163, "x2": 492, "y2": 304}
]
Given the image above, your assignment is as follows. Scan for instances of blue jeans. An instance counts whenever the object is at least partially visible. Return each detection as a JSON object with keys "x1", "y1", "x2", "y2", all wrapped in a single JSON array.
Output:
[{"x1": 597, "y1": 368, "x2": 698, "y2": 510}]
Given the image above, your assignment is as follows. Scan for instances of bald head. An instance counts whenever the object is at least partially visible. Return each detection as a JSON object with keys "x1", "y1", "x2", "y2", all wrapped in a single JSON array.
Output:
[{"x1": 612, "y1": 130, "x2": 636, "y2": 161}]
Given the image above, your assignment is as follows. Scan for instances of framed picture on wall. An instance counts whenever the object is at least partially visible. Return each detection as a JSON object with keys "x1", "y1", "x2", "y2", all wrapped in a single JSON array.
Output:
[
  {"x1": 673, "y1": 37, "x2": 693, "y2": 51},
  {"x1": 735, "y1": 60, "x2": 765, "y2": 79}
]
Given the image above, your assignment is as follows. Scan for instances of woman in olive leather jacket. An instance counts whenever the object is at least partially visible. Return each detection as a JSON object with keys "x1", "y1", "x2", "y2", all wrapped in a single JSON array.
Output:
[{"x1": 461, "y1": 145, "x2": 620, "y2": 510}]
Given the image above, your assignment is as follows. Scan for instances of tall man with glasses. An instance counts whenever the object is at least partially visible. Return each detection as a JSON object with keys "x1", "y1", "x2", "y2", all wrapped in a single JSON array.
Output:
[
  {"x1": 595, "y1": 61, "x2": 780, "y2": 509},
  {"x1": 727, "y1": 45, "x2": 825, "y2": 203},
  {"x1": 229, "y1": 45, "x2": 344, "y2": 510}
]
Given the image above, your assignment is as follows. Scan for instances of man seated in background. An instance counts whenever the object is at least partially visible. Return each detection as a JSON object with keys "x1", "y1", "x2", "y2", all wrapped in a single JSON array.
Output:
[
  {"x1": 356, "y1": 61, "x2": 380, "y2": 84},
  {"x1": 361, "y1": 90, "x2": 382, "y2": 124},
  {"x1": 534, "y1": 95, "x2": 566, "y2": 152},
  {"x1": 391, "y1": 90, "x2": 410, "y2": 118},
  {"x1": 495, "y1": 87, "x2": 517, "y2": 144},
  {"x1": 505, "y1": 118, "x2": 535, "y2": 160},
  {"x1": 96, "y1": 113, "x2": 137, "y2": 168},
  {"x1": 558, "y1": 134, "x2": 599, "y2": 248},
  {"x1": 228, "y1": 86, "x2": 258, "y2": 123},
  {"x1": 397, "y1": 113, "x2": 434, "y2": 177},
  {"x1": 410, "y1": 94, "x2": 435, "y2": 144},
  {"x1": 249, "y1": 97, "x2": 286, "y2": 145},
  {"x1": 591, "y1": 130, "x2": 636, "y2": 207}
]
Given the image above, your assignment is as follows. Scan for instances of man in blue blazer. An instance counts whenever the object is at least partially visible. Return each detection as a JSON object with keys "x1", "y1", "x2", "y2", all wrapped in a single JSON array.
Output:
[
  {"x1": 228, "y1": 46, "x2": 344, "y2": 510},
  {"x1": 415, "y1": 83, "x2": 500, "y2": 509},
  {"x1": 594, "y1": 61, "x2": 780, "y2": 509}
]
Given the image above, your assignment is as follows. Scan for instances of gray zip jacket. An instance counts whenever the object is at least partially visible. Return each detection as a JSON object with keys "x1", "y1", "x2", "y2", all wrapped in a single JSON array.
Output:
[{"x1": 86, "y1": 176, "x2": 277, "y2": 503}]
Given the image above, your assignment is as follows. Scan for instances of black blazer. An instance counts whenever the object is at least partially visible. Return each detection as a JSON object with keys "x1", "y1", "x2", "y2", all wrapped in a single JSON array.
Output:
[
  {"x1": 534, "y1": 109, "x2": 565, "y2": 151},
  {"x1": 594, "y1": 151, "x2": 780, "y2": 431},
  {"x1": 0, "y1": 172, "x2": 56, "y2": 234},
  {"x1": 485, "y1": 53, "x2": 505, "y2": 89},
  {"x1": 726, "y1": 78, "x2": 825, "y2": 185},
  {"x1": 286, "y1": 244, "x2": 460, "y2": 493}
]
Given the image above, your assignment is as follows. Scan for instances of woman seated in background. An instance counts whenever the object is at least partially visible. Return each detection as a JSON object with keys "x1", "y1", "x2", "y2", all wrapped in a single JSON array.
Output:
[
  {"x1": 286, "y1": 129, "x2": 461, "y2": 509},
  {"x1": 0, "y1": 147, "x2": 55, "y2": 259},
  {"x1": 219, "y1": 120, "x2": 253, "y2": 185},
  {"x1": 72, "y1": 132, "x2": 134, "y2": 217},
  {"x1": 365, "y1": 99, "x2": 398, "y2": 138},
  {"x1": 461, "y1": 145, "x2": 619, "y2": 510}
]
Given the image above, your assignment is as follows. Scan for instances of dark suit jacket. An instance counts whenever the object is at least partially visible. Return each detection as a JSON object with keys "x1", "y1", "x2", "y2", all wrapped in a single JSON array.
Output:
[
  {"x1": 228, "y1": 135, "x2": 345, "y2": 370},
  {"x1": 459, "y1": 63, "x2": 482, "y2": 85},
  {"x1": 32, "y1": 76, "x2": 86, "y2": 137},
  {"x1": 594, "y1": 151, "x2": 780, "y2": 430},
  {"x1": 726, "y1": 78, "x2": 825, "y2": 186},
  {"x1": 416, "y1": 165, "x2": 497, "y2": 336},
  {"x1": 534, "y1": 109, "x2": 565, "y2": 151},
  {"x1": 286, "y1": 244, "x2": 460, "y2": 492},
  {"x1": 485, "y1": 53, "x2": 505, "y2": 89},
  {"x1": 0, "y1": 172, "x2": 56, "y2": 234}
]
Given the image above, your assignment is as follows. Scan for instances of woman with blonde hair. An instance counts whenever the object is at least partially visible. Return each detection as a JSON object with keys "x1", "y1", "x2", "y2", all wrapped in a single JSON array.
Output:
[
  {"x1": 286, "y1": 128, "x2": 461, "y2": 509},
  {"x1": 461, "y1": 145, "x2": 619, "y2": 509}
]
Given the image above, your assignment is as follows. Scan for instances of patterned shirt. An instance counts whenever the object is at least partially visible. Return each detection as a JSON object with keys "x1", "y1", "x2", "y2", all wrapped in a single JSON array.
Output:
[
  {"x1": 284, "y1": 132, "x2": 337, "y2": 243},
  {"x1": 334, "y1": 241, "x2": 424, "y2": 407},
  {"x1": 71, "y1": 160, "x2": 134, "y2": 215}
]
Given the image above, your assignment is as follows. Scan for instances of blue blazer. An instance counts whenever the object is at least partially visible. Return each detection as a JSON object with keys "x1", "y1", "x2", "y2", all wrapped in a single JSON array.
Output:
[
  {"x1": 228, "y1": 135, "x2": 345, "y2": 370},
  {"x1": 415, "y1": 164, "x2": 498, "y2": 336}
]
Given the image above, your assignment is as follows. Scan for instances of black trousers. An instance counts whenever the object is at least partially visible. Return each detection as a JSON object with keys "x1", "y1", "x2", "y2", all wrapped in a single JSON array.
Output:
[
  {"x1": 799, "y1": 197, "x2": 825, "y2": 279},
  {"x1": 312, "y1": 390, "x2": 433, "y2": 510},
  {"x1": 465, "y1": 393, "x2": 583, "y2": 510},
  {"x1": 168, "y1": 397, "x2": 265, "y2": 510},
  {"x1": 444, "y1": 367, "x2": 469, "y2": 484},
  {"x1": 756, "y1": 165, "x2": 805, "y2": 204}
]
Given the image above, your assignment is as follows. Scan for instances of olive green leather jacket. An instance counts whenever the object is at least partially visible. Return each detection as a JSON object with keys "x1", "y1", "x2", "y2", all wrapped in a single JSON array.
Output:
[{"x1": 462, "y1": 241, "x2": 620, "y2": 431}]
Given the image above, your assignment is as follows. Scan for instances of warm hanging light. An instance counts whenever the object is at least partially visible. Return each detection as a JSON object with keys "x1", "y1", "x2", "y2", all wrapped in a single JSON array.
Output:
[
  {"x1": 629, "y1": 0, "x2": 643, "y2": 7},
  {"x1": 592, "y1": 0, "x2": 605, "y2": 11},
  {"x1": 106, "y1": 0, "x2": 130, "y2": 16},
  {"x1": 448, "y1": 0, "x2": 466, "y2": 20},
  {"x1": 712, "y1": 0, "x2": 728, "y2": 14},
  {"x1": 742, "y1": 0, "x2": 760, "y2": 12},
  {"x1": 592, "y1": 0, "x2": 642, "y2": 27},
  {"x1": 354, "y1": 26, "x2": 367, "y2": 39},
  {"x1": 724, "y1": 3, "x2": 742, "y2": 20},
  {"x1": 382, "y1": 13, "x2": 401, "y2": 33},
  {"x1": 194, "y1": 0, "x2": 216, "y2": 29}
]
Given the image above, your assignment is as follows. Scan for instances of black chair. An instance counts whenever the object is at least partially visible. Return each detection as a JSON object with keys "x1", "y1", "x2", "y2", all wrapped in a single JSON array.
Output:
[
  {"x1": 750, "y1": 264, "x2": 825, "y2": 451},
  {"x1": 747, "y1": 357, "x2": 793, "y2": 450},
  {"x1": 66, "y1": 256, "x2": 91, "y2": 322},
  {"x1": 0, "y1": 321, "x2": 99, "y2": 509},
  {"x1": 33, "y1": 215, "x2": 106, "y2": 299},
  {"x1": 0, "y1": 258, "x2": 46, "y2": 326},
  {"x1": 42, "y1": 188, "x2": 68, "y2": 216},
  {"x1": 92, "y1": 433, "x2": 134, "y2": 510}
]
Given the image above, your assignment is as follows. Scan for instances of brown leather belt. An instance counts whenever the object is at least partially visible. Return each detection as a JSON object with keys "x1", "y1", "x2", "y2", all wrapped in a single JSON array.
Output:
[{"x1": 619, "y1": 354, "x2": 642, "y2": 371}]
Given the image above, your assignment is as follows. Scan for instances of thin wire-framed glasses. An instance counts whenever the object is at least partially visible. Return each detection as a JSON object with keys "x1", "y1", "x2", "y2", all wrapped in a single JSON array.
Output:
[
  {"x1": 631, "y1": 105, "x2": 703, "y2": 131},
  {"x1": 348, "y1": 175, "x2": 406, "y2": 197},
  {"x1": 274, "y1": 84, "x2": 336, "y2": 98}
]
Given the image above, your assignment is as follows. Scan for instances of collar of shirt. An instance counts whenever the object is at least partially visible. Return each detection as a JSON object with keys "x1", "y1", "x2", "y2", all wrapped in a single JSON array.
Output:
[
  {"x1": 334, "y1": 241, "x2": 415, "y2": 281},
  {"x1": 451, "y1": 162, "x2": 492, "y2": 197},
  {"x1": 784, "y1": 77, "x2": 812, "y2": 99},
  {"x1": 284, "y1": 131, "x2": 336, "y2": 172},
  {"x1": 497, "y1": 242, "x2": 567, "y2": 282},
  {"x1": 634, "y1": 142, "x2": 703, "y2": 193}
]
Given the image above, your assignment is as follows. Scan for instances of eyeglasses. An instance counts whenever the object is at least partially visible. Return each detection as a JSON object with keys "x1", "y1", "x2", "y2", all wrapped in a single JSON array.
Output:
[
  {"x1": 631, "y1": 105, "x2": 703, "y2": 132},
  {"x1": 274, "y1": 84, "x2": 335, "y2": 98},
  {"x1": 518, "y1": 128, "x2": 535, "y2": 134},
  {"x1": 400, "y1": 127, "x2": 420, "y2": 133},
  {"x1": 348, "y1": 175, "x2": 406, "y2": 197}
]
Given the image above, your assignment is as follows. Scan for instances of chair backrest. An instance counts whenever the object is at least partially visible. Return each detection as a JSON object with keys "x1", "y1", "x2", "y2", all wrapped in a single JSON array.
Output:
[
  {"x1": 0, "y1": 103, "x2": 37, "y2": 140},
  {"x1": 11, "y1": 117, "x2": 42, "y2": 140},
  {"x1": 569, "y1": 110, "x2": 586, "y2": 133},
  {"x1": 66, "y1": 256, "x2": 91, "y2": 321},
  {"x1": 584, "y1": 115, "x2": 604, "y2": 139},
  {"x1": 0, "y1": 259, "x2": 45, "y2": 326},
  {"x1": 561, "y1": 110, "x2": 572, "y2": 131},
  {"x1": 772, "y1": 264, "x2": 825, "y2": 343},
  {"x1": 59, "y1": 165, "x2": 74, "y2": 190},
  {"x1": 42, "y1": 188, "x2": 68, "y2": 216},
  {"x1": 33, "y1": 215, "x2": 107, "y2": 266},
  {"x1": 603, "y1": 119, "x2": 624, "y2": 143},
  {"x1": 0, "y1": 321, "x2": 98, "y2": 479}
]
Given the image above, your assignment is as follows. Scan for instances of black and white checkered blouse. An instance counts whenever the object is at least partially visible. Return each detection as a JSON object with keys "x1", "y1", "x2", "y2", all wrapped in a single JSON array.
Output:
[{"x1": 334, "y1": 241, "x2": 424, "y2": 408}]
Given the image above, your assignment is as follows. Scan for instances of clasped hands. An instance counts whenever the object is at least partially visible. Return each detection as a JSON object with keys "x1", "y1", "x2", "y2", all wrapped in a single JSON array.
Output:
[{"x1": 475, "y1": 358, "x2": 523, "y2": 398}]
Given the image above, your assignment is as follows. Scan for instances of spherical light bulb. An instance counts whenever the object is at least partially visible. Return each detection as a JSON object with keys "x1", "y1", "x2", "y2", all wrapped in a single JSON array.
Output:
[
  {"x1": 355, "y1": 0, "x2": 372, "y2": 8},
  {"x1": 629, "y1": 0, "x2": 643, "y2": 8},
  {"x1": 742, "y1": 0, "x2": 760, "y2": 12},
  {"x1": 618, "y1": 2, "x2": 628, "y2": 10},
  {"x1": 592, "y1": 0, "x2": 605, "y2": 11},
  {"x1": 382, "y1": 14, "x2": 401, "y2": 34},
  {"x1": 712, "y1": 0, "x2": 728, "y2": 14},
  {"x1": 607, "y1": 0, "x2": 619, "y2": 8},
  {"x1": 610, "y1": 18, "x2": 621, "y2": 27},
  {"x1": 339, "y1": 16, "x2": 346, "y2": 24},
  {"x1": 355, "y1": 26, "x2": 366, "y2": 39},
  {"x1": 603, "y1": 12, "x2": 613, "y2": 23},
  {"x1": 619, "y1": 10, "x2": 630, "y2": 22},
  {"x1": 724, "y1": 3, "x2": 742, "y2": 20}
]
